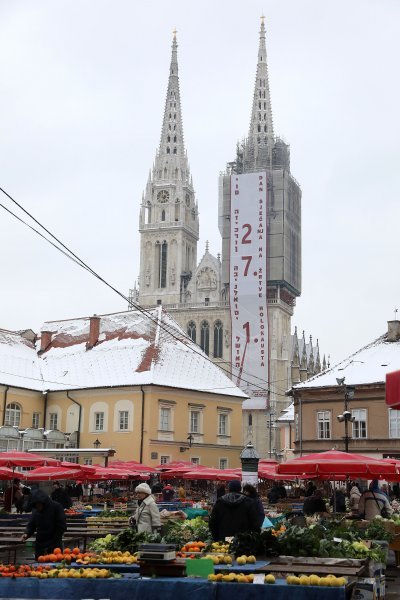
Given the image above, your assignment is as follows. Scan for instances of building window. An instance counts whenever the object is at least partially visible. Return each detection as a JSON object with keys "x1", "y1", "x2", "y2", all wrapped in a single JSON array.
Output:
[
  {"x1": 205, "y1": 297, "x2": 210, "y2": 306},
  {"x1": 94, "y1": 412, "x2": 104, "y2": 432},
  {"x1": 160, "y1": 407, "x2": 171, "y2": 431},
  {"x1": 187, "y1": 321, "x2": 196, "y2": 343},
  {"x1": 157, "y1": 241, "x2": 168, "y2": 288},
  {"x1": 213, "y1": 320, "x2": 223, "y2": 358},
  {"x1": 190, "y1": 411, "x2": 200, "y2": 434},
  {"x1": 218, "y1": 413, "x2": 228, "y2": 436},
  {"x1": 191, "y1": 457, "x2": 200, "y2": 465},
  {"x1": 84, "y1": 458, "x2": 93, "y2": 466},
  {"x1": 32, "y1": 412, "x2": 40, "y2": 429},
  {"x1": 389, "y1": 409, "x2": 400, "y2": 438},
  {"x1": 200, "y1": 321, "x2": 210, "y2": 355},
  {"x1": 219, "y1": 458, "x2": 228, "y2": 470},
  {"x1": 49, "y1": 412, "x2": 58, "y2": 430},
  {"x1": 352, "y1": 409, "x2": 367, "y2": 439},
  {"x1": 4, "y1": 403, "x2": 21, "y2": 427},
  {"x1": 248, "y1": 413, "x2": 253, "y2": 427},
  {"x1": 317, "y1": 411, "x2": 331, "y2": 439},
  {"x1": 160, "y1": 455, "x2": 170, "y2": 465},
  {"x1": 118, "y1": 411, "x2": 129, "y2": 431},
  {"x1": 295, "y1": 413, "x2": 299, "y2": 441},
  {"x1": 161, "y1": 209, "x2": 166, "y2": 222}
]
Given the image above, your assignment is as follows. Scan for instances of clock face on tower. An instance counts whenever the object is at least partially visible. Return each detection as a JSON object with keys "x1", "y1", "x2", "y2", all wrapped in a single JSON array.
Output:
[
  {"x1": 185, "y1": 193, "x2": 190, "y2": 207},
  {"x1": 157, "y1": 190, "x2": 170, "y2": 203}
]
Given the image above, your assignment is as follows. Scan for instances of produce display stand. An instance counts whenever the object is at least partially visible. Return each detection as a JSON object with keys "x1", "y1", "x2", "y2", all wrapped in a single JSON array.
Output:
[
  {"x1": 258, "y1": 555, "x2": 367, "y2": 578},
  {"x1": 0, "y1": 575, "x2": 349, "y2": 600}
]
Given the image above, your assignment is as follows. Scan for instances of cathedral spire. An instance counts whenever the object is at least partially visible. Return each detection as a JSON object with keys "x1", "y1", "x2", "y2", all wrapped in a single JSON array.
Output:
[
  {"x1": 248, "y1": 16, "x2": 274, "y2": 147},
  {"x1": 159, "y1": 30, "x2": 186, "y2": 160}
]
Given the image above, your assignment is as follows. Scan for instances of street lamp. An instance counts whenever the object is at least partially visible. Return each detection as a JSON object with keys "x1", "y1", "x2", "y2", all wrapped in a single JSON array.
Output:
[
  {"x1": 93, "y1": 438, "x2": 101, "y2": 449},
  {"x1": 336, "y1": 378, "x2": 355, "y2": 453},
  {"x1": 187, "y1": 433, "x2": 194, "y2": 448},
  {"x1": 267, "y1": 409, "x2": 276, "y2": 458}
]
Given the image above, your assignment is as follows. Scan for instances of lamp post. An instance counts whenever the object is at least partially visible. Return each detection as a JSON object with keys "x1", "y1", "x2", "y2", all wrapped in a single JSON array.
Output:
[
  {"x1": 336, "y1": 378, "x2": 355, "y2": 453},
  {"x1": 187, "y1": 433, "x2": 194, "y2": 448},
  {"x1": 240, "y1": 442, "x2": 260, "y2": 487},
  {"x1": 268, "y1": 409, "x2": 276, "y2": 458},
  {"x1": 93, "y1": 438, "x2": 101, "y2": 449}
]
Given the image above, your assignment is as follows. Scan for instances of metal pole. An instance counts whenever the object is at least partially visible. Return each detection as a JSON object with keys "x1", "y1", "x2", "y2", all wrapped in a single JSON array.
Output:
[
  {"x1": 269, "y1": 412, "x2": 272, "y2": 458},
  {"x1": 344, "y1": 390, "x2": 349, "y2": 453}
]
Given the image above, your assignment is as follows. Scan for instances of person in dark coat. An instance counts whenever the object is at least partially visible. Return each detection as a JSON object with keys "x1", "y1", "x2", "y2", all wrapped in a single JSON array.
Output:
[
  {"x1": 209, "y1": 480, "x2": 260, "y2": 541},
  {"x1": 330, "y1": 488, "x2": 347, "y2": 513},
  {"x1": 305, "y1": 481, "x2": 317, "y2": 497},
  {"x1": 303, "y1": 490, "x2": 328, "y2": 516},
  {"x1": 162, "y1": 484, "x2": 175, "y2": 502},
  {"x1": 20, "y1": 490, "x2": 67, "y2": 559},
  {"x1": 51, "y1": 481, "x2": 72, "y2": 509},
  {"x1": 15, "y1": 487, "x2": 31, "y2": 514},
  {"x1": 4, "y1": 478, "x2": 22, "y2": 512},
  {"x1": 267, "y1": 482, "x2": 281, "y2": 504},
  {"x1": 243, "y1": 483, "x2": 265, "y2": 528},
  {"x1": 216, "y1": 484, "x2": 226, "y2": 499}
]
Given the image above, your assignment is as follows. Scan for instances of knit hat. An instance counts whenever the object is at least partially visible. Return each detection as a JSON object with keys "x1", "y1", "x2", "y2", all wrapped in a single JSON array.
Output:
[
  {"x1": 135, "y1": 483, "x2": 152, "y2": 495},
  {"x1": 228, "y1": 480, "x2": 242, "y2": 493}
]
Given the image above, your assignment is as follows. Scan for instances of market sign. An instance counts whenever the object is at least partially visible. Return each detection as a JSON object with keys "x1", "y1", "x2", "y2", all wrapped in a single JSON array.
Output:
[
  {"x1": 229, "y1": 172, "x2": 269, "y2": 404},
  {"x1": 386, "y1": 369, "x2": 400, "y2": 409}
]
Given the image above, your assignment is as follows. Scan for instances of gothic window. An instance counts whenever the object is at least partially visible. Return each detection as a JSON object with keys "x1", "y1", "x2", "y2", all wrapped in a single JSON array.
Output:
[
  {"x1": 173, "y1": 147, "x2": 177, "y2": 154},
  {"x1": 161, "y1": 210, "x2": 166, "y2": 222},
  {"x1": 173, "y1": 124, "x2": 176, "y2": 130},
  {"x1": 168, "y1": 125, "x2": 171, "y2": 130},
  {"x1": 213, "y1": 320, "x2": 223, "y2": 358},
  {"x1": 263, "y1": 91, "x2": 266, "y2": 98},
  {"x1": 264, "y1": 114, "x2": 266, "y2": 120},
  {"x1": 187, "y1": 321, "x2": 196, "y2": 343},
  {"x1": 264, "y1": 125, "x2": 267, "y2": 132},
  {"x1": 248, "y1": 413, "x2": 252, "y2": 427},
  {"x1": 200, "y1": 321, "x2": 210, "y2": 356},
  {"x1": 259, "y1": 78, "x2": 262, "y2": 86},
  {"x1": 173, "y1": 136, "x2": 177, "y2": 142},
  {"x1": 259, "y1": 113, "x2": 261, "y2": 121},
  {"x1": 264, "y1": 102, "x2": 266, "y2": 109},
  {"x1": 173, "y1": 113, "x2": 176, "y2": 120},
  {"x1": 157, "y1": 241, "x2": 168, "y2": 288},
  {"x1": 258, "y1": 102, "x2": 261, "y2": 109},
  {"x1": 175, "y1": 199, "x2": 180, "y2": 221},
  {"x1": 166, "y1": 147, "x2": 170, "y2": 154},
  {"x1": 259, "y1": 91, "x2": 261, "y2": 98},
  {"x1": 169, "y1": 113, "x2": 171, "y2": 119},
  {"x1": 174, "y1": 167, "x2": 179, "y2": 179},
  {"x1": 258, "y1": 125, "x2": 261, "y2": 132},
  {"x1": 167, "y1": 136, "x2": 170, "y2": 142}
]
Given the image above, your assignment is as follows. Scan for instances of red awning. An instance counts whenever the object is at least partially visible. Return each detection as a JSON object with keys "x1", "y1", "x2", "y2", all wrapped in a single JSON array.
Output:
[
  {"x1": 386, "y1": 370, "x2": 400, "y2": 409},
  {"x1": 0, "y1": 452, "x2": 59, "y2": 468},
  {"x1": 276, "y1": 450, "x2": 398, "y2": 478}
]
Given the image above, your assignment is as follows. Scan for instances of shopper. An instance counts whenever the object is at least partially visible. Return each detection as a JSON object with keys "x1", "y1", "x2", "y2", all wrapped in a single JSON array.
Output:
[
  {"x1": 349, "y1": 483, "x2": 362, "y2": 514},
  {"x1": 15, "y1": 487, "x2": 32, "y2": 514},
  {"x1": 243, "y1": 483, "x2": 265, "y2": 528},
  {"x1": 51, "y1": 481, "x2": 72, "y2": 509},
  {"x1": 305, "y1": 481, "x2": 317, "y2": 497},
  {"x1": 303, "y1": 490, "x2": 328, "y2": 516},
  {"x1": 330, "y1": 487, "x2": 346, "y2": 512},
  {"x1": 267, "y1": 482, "x2": 282, "y2": 504},
  {"x1": 20, "y1": 490, "x2": 67, "y2": 559},
  {"x1": 162, "y1": 484, "x2": 175, "y2": 502},
  {"x1": 216, "y1": 483, "x2": 226, "y2": 499},
  {"x1": 132, "y1": 483, "x2": 161, "y2": 533},
  {"x1": 209, "y1": 480, "x2": 260, "y2": 541},
  {"x1": 358, "y1": 480, "x2": 393, "y2": 520},
  {"x1": 4, "y1": 478, "x2": 22, "y2": 512}
]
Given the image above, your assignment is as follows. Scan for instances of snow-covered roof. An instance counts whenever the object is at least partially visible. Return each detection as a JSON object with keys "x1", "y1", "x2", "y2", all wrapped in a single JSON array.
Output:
[
  {"x1": 277, "y1": 402, "x2": 294, "y2": 422},
  {"x1": 293, "y1": 332, "x2": 400, "y2": 390},
  {"x1": 0, "y1": 308, "x2": 246, "y2": 398}
]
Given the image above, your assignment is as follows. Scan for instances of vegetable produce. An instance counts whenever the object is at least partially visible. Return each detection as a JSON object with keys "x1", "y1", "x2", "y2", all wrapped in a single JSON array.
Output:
[
  {"x1": 163, "y1": 516, "x2": 210, "y2": 546},
  {"x1": 230, "y1": 530, "x2": 278, "y2": 558}
]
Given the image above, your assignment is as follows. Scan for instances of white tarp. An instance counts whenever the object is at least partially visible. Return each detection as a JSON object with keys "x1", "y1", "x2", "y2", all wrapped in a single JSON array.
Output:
[{"x1": 229, "y1": 172, "x2": 269, "y2": 405}]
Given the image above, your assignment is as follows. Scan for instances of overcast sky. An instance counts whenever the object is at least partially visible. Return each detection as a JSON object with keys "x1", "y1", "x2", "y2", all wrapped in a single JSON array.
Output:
[{"x1": 1, "y1": 0, "x2": 399, "y2": 366}]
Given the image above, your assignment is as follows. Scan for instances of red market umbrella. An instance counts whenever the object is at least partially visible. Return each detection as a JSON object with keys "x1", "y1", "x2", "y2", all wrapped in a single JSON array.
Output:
[
  {"x1": 156, "y1": 460, "x2": 196, "y2": 470},
  {"x1": 109, "y1": 460, "x2": 157, "y2": 473},
  {"x1": 23, "y1": 467, "x2": 83, "y2": 481},
  {"x1": 59, "y1": 462, "x2": 96, "y2": 474},
  {"x1": 183, "y1": 468, "x2": 241, "y2": 481},
  {"x1": 0, "y1": 467, "x2": 19, "y2": 480},
  {"x1": 276, "y1": 450, "x2": 398, "y2": 478},
  {"x1": 160, "y1": 465, "x2": 209, "y2": 479},
  {"x1": 85, "y1": 467, "x2": 149, "y2": 481},
  {"x1": 0, "y1": 452, "x2": 59, "y2": 468}
]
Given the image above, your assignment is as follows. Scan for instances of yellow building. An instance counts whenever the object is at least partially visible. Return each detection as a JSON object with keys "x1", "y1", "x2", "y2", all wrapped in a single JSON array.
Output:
[{"x1": 0, "y1": 308, "x2": 246, "y2": 467}]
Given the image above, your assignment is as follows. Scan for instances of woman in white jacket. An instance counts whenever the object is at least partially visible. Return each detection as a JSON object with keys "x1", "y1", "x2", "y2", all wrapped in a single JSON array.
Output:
[{"x1": 133, "y1": 483, "x2": 161, "y2": 533}]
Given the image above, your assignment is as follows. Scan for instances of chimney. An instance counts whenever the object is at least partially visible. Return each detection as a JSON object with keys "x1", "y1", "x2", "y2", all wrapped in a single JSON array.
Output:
[
  {"x1": 38, "y1": 331, "x2": 52, "y2": 354},
  {"x1": 86, "y1": 315, "x2": 100, "y2": 350},
  {"x1": 387, "y1": 320, "x2": 400, "y2": 342}
]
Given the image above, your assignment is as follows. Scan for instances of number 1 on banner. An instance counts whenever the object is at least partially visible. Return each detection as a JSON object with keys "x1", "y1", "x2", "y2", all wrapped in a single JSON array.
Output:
[
  {"x1": 243, "y1": 322, "x2": 250, "y2": 343},
  {"x1": 241, "y1": 256, "x2": 252, "y2": 276}
]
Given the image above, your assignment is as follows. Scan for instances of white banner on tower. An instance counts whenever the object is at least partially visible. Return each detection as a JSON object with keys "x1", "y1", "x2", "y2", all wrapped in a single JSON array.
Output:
[{"x1": 229, "y1": 172, "x2": 269, "y2": 405}]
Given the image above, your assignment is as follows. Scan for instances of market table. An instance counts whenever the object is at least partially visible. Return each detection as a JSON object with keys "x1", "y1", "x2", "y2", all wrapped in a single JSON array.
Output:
[{"x1": 0, "y1": 576, "x2": 349, "y2": 600}]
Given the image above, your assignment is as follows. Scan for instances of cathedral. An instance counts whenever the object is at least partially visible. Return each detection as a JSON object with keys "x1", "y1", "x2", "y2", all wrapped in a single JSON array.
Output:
[{"x1": 131, "y1": 20, "x2": 323, "y2": 458}]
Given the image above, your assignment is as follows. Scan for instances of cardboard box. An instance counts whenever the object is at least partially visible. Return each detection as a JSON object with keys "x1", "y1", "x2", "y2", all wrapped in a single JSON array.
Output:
[{"x1": 352, "y1": 578, "x2": 376, "y2": 600}]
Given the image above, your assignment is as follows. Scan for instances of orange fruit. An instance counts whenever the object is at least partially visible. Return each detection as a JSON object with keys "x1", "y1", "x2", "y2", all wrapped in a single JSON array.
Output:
[
  {"x1": 72, "y1": 547, "x2": 80, "y2": 555},
  {"x1": 54, "y1": 548, "x2": 61, "y2": 554},
  {"x1": 38, "y1": 557, "x2": 45, "y2": 563},
  {"x1": 64, "y1": 548, "x2": 71, "y2": 554},
  {"x1": 48, "y1": 554, "x2": 57, "y2": 562},
  {"x1": 55, "y1": 554, "x2": 63, "y2": 562}
]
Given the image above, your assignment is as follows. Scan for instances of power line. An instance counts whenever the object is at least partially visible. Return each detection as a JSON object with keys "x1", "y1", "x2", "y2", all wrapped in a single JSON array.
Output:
[{"x1": 0, "y1": 185, "x2": 290, "y2": 398}]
